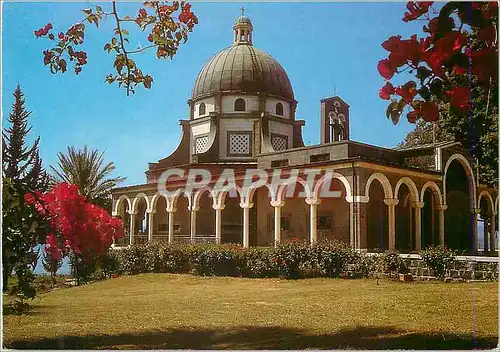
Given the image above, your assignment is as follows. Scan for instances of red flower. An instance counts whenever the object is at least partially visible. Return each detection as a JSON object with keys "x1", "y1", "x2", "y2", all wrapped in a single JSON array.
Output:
[
  {"x1": 58, "y1": 32, "x2": 65, "y2": 40},
  {"x1": 377, "y1": 59, "x2": 396, "y2": 80},
  {"x1": 421, "y1": 101, "x2": 438, "y2": 122},
  {"x1": 395, "y1": 81, "x2": 417, "y2": 103},
  {"x1": 403, "y1": 2, "x2": 434, "y2": 22},
  {"x1": 379, "y1": 82, "x2": 395, "y2": 100},
  {"x1": 407, "y1": 110, "x2": 419, "y2": 123},
  {"x1": 445, "y1": 87, "x2": 470, "y2": 112},
  {"x1": 139, "y1": 8, "x2": 147, "y2": 17},
  {"x1": 147, "y1": 33, "x2": 153, "y2": 42},
  {"x1": 471, "y1": 48, "x2": 497, "y2": 83}
]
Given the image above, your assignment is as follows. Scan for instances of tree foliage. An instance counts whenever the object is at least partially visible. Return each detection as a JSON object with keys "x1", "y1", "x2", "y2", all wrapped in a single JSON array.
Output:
[
  {"x1": 50, "y1": 146, "x2": 125, "y2": 210},
  {"x1": 378, "y1": 2, "x2": 497, "y2": 124},
  {"x1": 34, "y1": 1, "x2": 198, "y2": 96},
  {"x1": 2, "y1": 85, "x2": 48, "y2": 191}
]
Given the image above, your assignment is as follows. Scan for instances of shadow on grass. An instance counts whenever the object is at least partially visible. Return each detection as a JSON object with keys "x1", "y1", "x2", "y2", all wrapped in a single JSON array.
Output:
[{"x1": 4, "y1": 325, "x2": 498, "y2": 350}]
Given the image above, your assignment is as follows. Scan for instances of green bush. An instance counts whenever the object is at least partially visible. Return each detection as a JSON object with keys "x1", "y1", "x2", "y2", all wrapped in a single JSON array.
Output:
[
  {"x1": 379, "y1": 252, "x2": 409, "y2": 277},
  {"x1": 273, "y1": 240, "x2": 311, "y2": 279},
  {"x1": 239, "y1": 247, "x2": 279, "y2": 278},
  {"x1": 312, "y1": 240, "x2": 359, "y2": 278},
  {"x1": 156, "y1": 242, "x2": 191, "y2": 274},
  {"x1": 420, "y1": 245, "x2": 456, "y2": 279},
  {"x1": 350, "y1": 254, "x2": 378, "y2": 278},
  {"x1": 188, "y1": 243, "x2": 241, "y2": 277}
]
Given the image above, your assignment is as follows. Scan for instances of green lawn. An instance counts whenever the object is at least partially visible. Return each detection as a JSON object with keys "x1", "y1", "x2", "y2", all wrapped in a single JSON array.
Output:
[{"x1": 3, "y1": 274, "x2": 498, "y2": 349}]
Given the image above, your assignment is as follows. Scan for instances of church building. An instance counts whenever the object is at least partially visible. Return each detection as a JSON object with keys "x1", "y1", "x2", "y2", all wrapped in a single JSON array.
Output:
[{"x1": 111, "y1": 14, "x2": 498, "y2": 254}]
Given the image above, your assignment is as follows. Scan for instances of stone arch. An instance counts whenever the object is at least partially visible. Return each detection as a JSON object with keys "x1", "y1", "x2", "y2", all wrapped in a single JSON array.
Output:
[
  {"x1": 364, "y1": 172, "x2": 393, "y2": 199},
  {"x1": 131, "y1": 193, "x2": 150, "y2": 213},
  {"x1": 276, "y1": 177, "x2": 312, "y2": 202},
  {"x1": 443, "y1": 153, "x2": 477, "y2": 207},
  {"x1": 113, "y1": 195, "x2": 132, "y2": 215},
  {"x1": 215, "y1": 185, "x2": 244, "y2": 207},
  {"x1": 394, "y1": 177, "x2": 419, "y2": 202},
  {"x1": 312, "y1": 171, "x2": 352, "y2": 202},
  {"x1": 420, "y1": 181, "x2": 443, "y2": 205},
  {"x1": 477, "y1": 190, "x2": 495, "y2": 211},
  {"x1": 193, "y1": 187, "x2": 217, "y2": 208}
]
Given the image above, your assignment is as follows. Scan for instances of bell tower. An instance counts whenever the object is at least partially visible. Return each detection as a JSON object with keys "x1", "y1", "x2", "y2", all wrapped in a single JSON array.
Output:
[
  {"x1": 320, "y1": 96, "x2": 350, "y2": 144},
  {"x1": 233, "y1": 7, "x2": 253, "y2": 45}
]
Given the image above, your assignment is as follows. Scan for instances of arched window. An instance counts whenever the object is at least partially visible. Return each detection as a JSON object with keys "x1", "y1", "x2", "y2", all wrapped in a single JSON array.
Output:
[
  {"x1": 275, "y1": 102, "x2": 284, "y2": 116},
  {"x1": 198, "y1": 102, "x2": 206, "y2": 116},
  {"x1": 234, "y1": 98, "x2": 246, "y2": 112}
]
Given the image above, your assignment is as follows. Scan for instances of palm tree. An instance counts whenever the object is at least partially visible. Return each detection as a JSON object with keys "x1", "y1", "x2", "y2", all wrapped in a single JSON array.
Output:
[{"x1": 50, "y1": 146, "x2": 125, "y2": 209}]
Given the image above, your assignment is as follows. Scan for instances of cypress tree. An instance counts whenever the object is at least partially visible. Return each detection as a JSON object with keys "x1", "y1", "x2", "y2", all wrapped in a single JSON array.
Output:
[{"x1": 2, "y1": 84, "x2": 48, "y2": 191}]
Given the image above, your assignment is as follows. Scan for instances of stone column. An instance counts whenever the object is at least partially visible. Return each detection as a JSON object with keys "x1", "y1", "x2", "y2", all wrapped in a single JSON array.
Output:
[
  {"x1": 128, "y1": 210, "x2": 137, "y2": 246},
  {"x1": 436, "y1": 204, "x2": 447, "y2": 246},
  {"x1": 483, "y1": 216, "x2": 489, "y2": 253},
  {"x1": 270, "y1": 200, "x2": 285, "y2": 246},
  {"x1": 240, "y1": 203, "x2": 253, "y2": 248},
  {"x1": 490, "y1": 212, "x2": 497, "y2": 252},
  {"x1": 213, "y1": 204, "x2": 225, "y2": 245},
  {"x1": 384, "y1": 198, "x2": 399, "y2": 252},
  {"x1": 353, "y1": 196, "x2": 370, "y2": 251},
  {"x1": 306, "y1": 198, "x2": 321, "y2": 245},
  {"x1": 472, "y1": 208, "x2": 480, "y2": 252},
  {"x1": 413, "y1": 201, "x2": 424, "y2": 251},
  {"x1": 190, "y1": 206, "x2": 199, "y2": 244},
  {"x1": 167, "y1": 210, "x2": 175, "y2": 244},
  {"x1": 147, "y1": 210, "x2": 156, "y2": 243}
]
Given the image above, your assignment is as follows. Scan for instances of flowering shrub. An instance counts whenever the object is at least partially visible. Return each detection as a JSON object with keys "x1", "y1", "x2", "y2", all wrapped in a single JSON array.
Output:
[
  {"x1": 273, "y1": 240, "x2": 311, "y2": 279},
  {"x1": 239, "y1": 247, "x2": 279, "y2": 278},
  {"x1": 188, "y1": 243, "x2": 241, "y2": 277},
  {"x1": 312, "y1": 240, "x2": 359, "y2": 278},
  {"x1": 378, "y1": 2, "x2": 498, "y2": 124},
  {"x1": 420, "y1": 245, "x2": 456, "y2": 279},
  {"x1": 25, "y1": 183, "x2": 124, "y2": 265}
]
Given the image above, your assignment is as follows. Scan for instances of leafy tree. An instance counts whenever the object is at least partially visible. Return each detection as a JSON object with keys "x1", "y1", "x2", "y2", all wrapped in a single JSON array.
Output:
[
  {"x1": 2, "y1": 85, "x2": 49, "y2": 297},
  {"x1": 50, "y1": 146, "x2": 125, "y2": 210},
  {"x1": 2, "y1": 85, "x2": 48, "y2": 191},
  {"x1": 34, "y1": 1, "x2": 198, "y2": 95},
  {"x1": 42, "y1": 247, "x2": 62, "y2": 284},
  {"x1": 2, "y1": 178, "x2": 48, "y2": 302}
]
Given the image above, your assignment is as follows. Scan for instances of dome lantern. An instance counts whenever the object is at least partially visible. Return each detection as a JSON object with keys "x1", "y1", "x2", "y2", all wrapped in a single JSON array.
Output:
[{"x1": 233, "y1": 7, "x2": 253, "y2": 45}]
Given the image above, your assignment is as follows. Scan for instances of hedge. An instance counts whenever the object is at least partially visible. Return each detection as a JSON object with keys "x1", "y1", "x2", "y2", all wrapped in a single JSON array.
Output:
[{"x1": 93, "y1": 241, "x2": 497, "y2": 282}]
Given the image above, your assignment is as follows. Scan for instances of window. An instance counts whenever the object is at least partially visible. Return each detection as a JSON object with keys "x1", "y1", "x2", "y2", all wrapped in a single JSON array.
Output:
[
  {"x1": 310, "y1": 153, "x2": 329, "y2": 163},
  {"x1": 317, "y1": 214, "x2": 332, "y2": 230},
  {"x1": 234, "y1": 98, "x2": 246, "y2": 112},
  {"x1": 271, "y1": 159, "x2": 289, "y2": 168},
  {"x1": 275, "y1": 102, "x2": 284, "y2": 116},
  {"x1": 228, "y1": 132, "x2": 252, "y2": 156},
  {"x1": 198, "y1": 102, "x2": 206, "y2": 116}
]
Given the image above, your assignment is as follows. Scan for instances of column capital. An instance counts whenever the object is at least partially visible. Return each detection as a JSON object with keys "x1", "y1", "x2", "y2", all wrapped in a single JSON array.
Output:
[
  {"x1": 190, "y1": 205, "x2": 200, "y2": 212},
  {"x1": 383, "y1": 198, "x2": 399, "y2": 206},
  {"x1": 212, "y1": 204, "x2": 225, "y2": 211},
  {"x1": 127, "y1": 210, "x2": 138, "y2": 215},
  {"x1": 305, "y1": 198, "x2": 321, "y2": 205},
  {"x1": 166, "y1": 207, "x2": 177, "y2": 213},
  {"x1": 412, "y1": 201, "x2": 425, "y2": 209},
  {"x1": 436, "y1": 204, "x2": 448, "y2": 212},
  {"x1": 493, "y1": 211, "x2": 498, "y2": 216},
  {"x1": 146, "y1": 209, "x2": 157, "y2": 214},
  {"x1": 239, "y1": 202, "x2": 254, "y2": 209},
  {"x1": 270, "y1": 200, "x2": 285, "y2": 207},
  {"x1": 111, "y1": 211, "x2": 118, "y2": 217},
  {"x1": 346, "y1": 195, "x2": 370, "y2": 204},
  {"x1": 473, "y1": 208, "x2": 481, "y2": 214}
]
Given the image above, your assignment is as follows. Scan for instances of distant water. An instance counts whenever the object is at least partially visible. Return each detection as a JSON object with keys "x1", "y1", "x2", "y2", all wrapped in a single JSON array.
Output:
[{"x1": 33, "y1": 245, "x2": 71, "y2": 276}]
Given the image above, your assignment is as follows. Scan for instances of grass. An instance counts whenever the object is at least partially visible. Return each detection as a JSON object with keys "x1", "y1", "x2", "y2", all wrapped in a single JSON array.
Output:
[{"x1": 3, "y1": 274, "x2": 498, "y2": 349}]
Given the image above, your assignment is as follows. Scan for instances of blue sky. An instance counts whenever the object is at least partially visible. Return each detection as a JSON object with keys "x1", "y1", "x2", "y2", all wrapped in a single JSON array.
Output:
[{"x1": 2, "y1": 2, "x2": 431, "y2": 187}]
